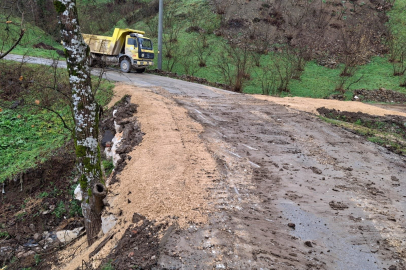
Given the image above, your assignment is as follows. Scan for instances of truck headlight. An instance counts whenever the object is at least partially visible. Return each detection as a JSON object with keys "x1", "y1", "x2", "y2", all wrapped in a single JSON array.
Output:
[{"x1": 142, "y1": 53, "x2": 145, "y2": 57}]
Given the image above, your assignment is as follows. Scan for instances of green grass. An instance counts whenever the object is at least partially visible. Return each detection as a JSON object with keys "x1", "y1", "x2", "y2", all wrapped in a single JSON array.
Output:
[
  {"x1": 0, "y1": 108, "x2": 68, "y2": 183},
  {"x1": 0, "y1": 16, "x2": 64, "y2": 59},
  {"x1": 387, "y1": 0, "x2": 406, "y2": 41},
  {"x1": 0, "y1": 61, "x2": 114, "y2": 183},
  {"x1": 102, "y1": 158, "x2": 115, "y2": 177}
]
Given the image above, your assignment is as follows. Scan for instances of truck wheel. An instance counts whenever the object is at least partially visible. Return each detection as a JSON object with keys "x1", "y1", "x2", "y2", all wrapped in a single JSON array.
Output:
[
  {"x1": 120, "y1": 58, "x2": 131, "y2": 73},
  {"x1": 135, "y1": 68, "x2": 146, "y2": 73}
]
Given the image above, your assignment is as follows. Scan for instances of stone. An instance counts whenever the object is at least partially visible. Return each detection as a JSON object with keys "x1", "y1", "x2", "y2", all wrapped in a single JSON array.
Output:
[
  {"x1": 74, "y1": 184, "x2": 82, "y2": 201},
  {"x1": 102, "y1": 215, "x2": 117, "y2": 234},
  {"x1": 33, "y1": 233, "x2": 41, "y2": 241},
  {"x1": 0, "y1": 246, "x2": 13, "y2": 260},
  {"x1": 132, "y1": 213, "x2": 146, "y2": 223},
  {"x1": 17, "y1": 250, "x2": 35, "y2": 258},
  {"x1": 304, "y1": 241, "x2": 313, "y2": 247},
  {"x1": 56, "y1": 227, "x2": 84, "y2": 243}
]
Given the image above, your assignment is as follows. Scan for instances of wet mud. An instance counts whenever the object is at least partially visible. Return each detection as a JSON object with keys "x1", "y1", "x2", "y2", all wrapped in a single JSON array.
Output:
[{"x1": 148, "y1": 87, "x2": 406, "y2": 270}]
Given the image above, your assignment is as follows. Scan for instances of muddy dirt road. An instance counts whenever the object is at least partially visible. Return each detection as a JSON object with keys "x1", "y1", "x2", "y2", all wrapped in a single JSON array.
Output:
[
  {"x1": 5, "y1": 55, "x2": 406, "y2": 269},
  {"x1": 103, "y1": 77, "x2": 406, "y2": 269}
]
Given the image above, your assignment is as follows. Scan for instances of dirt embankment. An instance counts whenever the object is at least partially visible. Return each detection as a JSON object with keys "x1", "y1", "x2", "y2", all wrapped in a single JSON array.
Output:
[
  {"x1": 55, "y1": 83, "x2": 219, "y2": 269},
  {"x1": 253, "y1": 95, "x2": 406, "y2": 117}
]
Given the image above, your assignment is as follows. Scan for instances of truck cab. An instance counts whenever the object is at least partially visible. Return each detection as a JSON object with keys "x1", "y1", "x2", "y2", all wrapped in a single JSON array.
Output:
[{"x1": 123, "y1": 34, "x2": 154, "y2": 73}]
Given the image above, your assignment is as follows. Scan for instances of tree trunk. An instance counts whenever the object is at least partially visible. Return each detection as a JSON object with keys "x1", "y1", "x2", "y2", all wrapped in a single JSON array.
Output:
[{"x1": 54, "y1": 0, "x2": 105, "y2": 246}]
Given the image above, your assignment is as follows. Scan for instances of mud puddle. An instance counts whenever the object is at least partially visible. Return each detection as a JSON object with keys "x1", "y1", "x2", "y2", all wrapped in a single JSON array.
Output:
[{"x1": 281, "y1": 201, "x2": 381, "y2": 270}]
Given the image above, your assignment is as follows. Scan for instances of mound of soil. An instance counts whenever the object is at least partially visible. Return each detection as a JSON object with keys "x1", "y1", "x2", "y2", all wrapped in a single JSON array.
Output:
[
  {"x1": 99, "y1": 95, "x2": 144, "y2": 181},
  {"x1": 32, "y1": 42, "x2": 57, "y2": 51},
  {"x1": 317, "y1": 107, "x2": 406, "y2": 131},
  {"x1": 353, "y1": 88, "x2": 406, "y2": 103},
  {"x1": 317, "y1": 107, "x2": 406, "y2": 155}
]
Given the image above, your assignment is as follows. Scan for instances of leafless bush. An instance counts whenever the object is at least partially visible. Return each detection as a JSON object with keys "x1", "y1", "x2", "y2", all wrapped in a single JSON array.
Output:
[
  {"x1": 271, "y1": 48, "x2": 295, "y2": 93},
  {"x1": 161, "y1": 1, "x2": 182, "y2": 72},
  {"x1": 0, "y1": 57, "x2": 75, "y2": 131},
  {"x1": 145, "y1": 16, "x2": 158, "y2": 38},
  {"x1": 338, "y1": 27, "x2": 371, "y2": 77},
  {"x1": 248, "y1": 25, "x2": 273, "y2": 67},
  {"x1": 257, "y1": 44, "x2": 305, "y2": 95},
  {"x1": 257, "y1": 64, "x2": 277, "y2": 96},
  {"x1": 182, "y1": 48, "x2": 199, "y2": 76},
  {"x1": 385, "y1": 32, "x2": 406, "y2": 76},
  {"x1": 214, "y1": 42, "x2": 252, "y2": 92},
  {"x1": 192, "y1": 34, "x2": 213, "y2": 68},
  {"x1": 335, "y1": 74, "x2": 364, "y2": 94}
]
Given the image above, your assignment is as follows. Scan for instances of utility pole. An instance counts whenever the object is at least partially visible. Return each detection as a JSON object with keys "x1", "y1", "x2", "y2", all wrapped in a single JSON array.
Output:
[{"x1": 158, "y1": 0, "x2": 163, "y2": 70}]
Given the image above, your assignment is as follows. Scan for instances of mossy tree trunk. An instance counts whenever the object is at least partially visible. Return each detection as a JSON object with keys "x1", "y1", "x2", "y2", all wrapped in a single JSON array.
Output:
[{"x1": 54, "y1": 0, "x2": 105, "y2": 246}]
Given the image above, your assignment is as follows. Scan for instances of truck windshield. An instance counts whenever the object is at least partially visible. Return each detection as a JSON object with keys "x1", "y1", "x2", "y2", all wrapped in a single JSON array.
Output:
[{"x1": 139, "y1": 38, "x2": 153, "y2": 50}]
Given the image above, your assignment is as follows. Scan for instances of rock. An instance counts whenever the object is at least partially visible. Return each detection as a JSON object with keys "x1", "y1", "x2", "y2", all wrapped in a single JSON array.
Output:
[
  {"x1": 23, "y1": 239, "x2": 38, "y2": 248},
  {"x1": 387, "y1": 217, "x2": 397, "y2": 222},
  {"x1": 33, "y1": 233, "x2": 41, "y2": 241},
  {"x1": 132, "y1": 213, "x2": 146, "y2": 223},
  {"x1": 17, "y1": 250, "x2": 35, "y2": 258},
  {"x1": 74, "y1": 184, "x2": 82, "y2": 201},
  {"x1": 329, "y1": 201, "x2": 349, "y2": 210},
  {"x1": 288, "y1": 223, "x2": 296, "y2": 229},
  {"x1": 216, "y1": 264, "x2": 226, "y2": 269},
  {"x1": 304, "y1": 241, "x2": 313, "y2": 247},
  {"x1": 311, "y1": 167, "x2": 322, "y2": 174},
  {"x1": 56, "y1": 227, "x2": 84, "y2": 243},
  {"x1": 49, "y1": 205, "x2": 55, "y2": 211},
  {"x1": 389, "y1": 265, "x2": 397, "y2": 270},
  {"x1": 0, "y1": 246, "x2": 13, "y2": 260},
  {"x1": 116, "y1": 144, "x2": 132, "y2": 154},
  {"x1": 391, "y1": 176, "x2": 399, "y2": 181},
  {"x1": 29, "y1": 224, "x2": 35, "y2": 231},
  {"x1": 102, "y1": 215, "x2": 117, "y2": 234}
]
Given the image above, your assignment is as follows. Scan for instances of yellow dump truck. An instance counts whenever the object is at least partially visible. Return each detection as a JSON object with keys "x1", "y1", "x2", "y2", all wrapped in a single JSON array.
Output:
[{"x1": 82, "y1": 28, "x2": 154, "y2": 73}]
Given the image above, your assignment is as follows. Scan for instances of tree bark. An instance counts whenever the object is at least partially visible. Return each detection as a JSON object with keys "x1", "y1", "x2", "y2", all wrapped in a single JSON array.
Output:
[{"x1": 54, "y1": 0, "x2": 104, "y2": 246}]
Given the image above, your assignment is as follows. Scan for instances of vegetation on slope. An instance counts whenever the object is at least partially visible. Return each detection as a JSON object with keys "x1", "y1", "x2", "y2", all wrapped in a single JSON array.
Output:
[
  {"x1": 3, "y1": 0, "x2": 406, "y2": 99},
  {"x1": 0, "y1": 61, "x2": 114, "y2": 183}
]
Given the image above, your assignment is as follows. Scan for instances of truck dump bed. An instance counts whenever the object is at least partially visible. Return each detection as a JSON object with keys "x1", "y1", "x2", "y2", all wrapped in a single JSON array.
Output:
[{"x1": 83, "y1": 28, "x2": 145, "y2": 55}]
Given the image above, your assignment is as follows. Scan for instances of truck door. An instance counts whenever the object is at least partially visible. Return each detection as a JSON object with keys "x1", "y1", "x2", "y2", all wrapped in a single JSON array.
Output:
[{"x1": 126, "y1": 36, "x2": 138, "y2": 60}]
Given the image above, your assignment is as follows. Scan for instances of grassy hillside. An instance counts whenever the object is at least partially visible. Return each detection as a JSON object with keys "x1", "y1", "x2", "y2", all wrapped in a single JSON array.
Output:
[
  {"x1": 0, "y1": 16, "x2": 64, "y2": 58},
  {"x1": 2, "y1": 0, "x2": 406, "y2": 99},
  {"x1": 108, "y1": 0, "x2": 406, "y2": 98},
  {"x1": 0, "y1": 61, "x2": 114, "y2": 183}
]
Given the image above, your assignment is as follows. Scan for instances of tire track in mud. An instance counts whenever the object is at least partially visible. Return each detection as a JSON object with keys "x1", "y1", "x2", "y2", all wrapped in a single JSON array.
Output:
[{"x1": 152, "y1": 87, "x2": 406, "y2": 270}]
